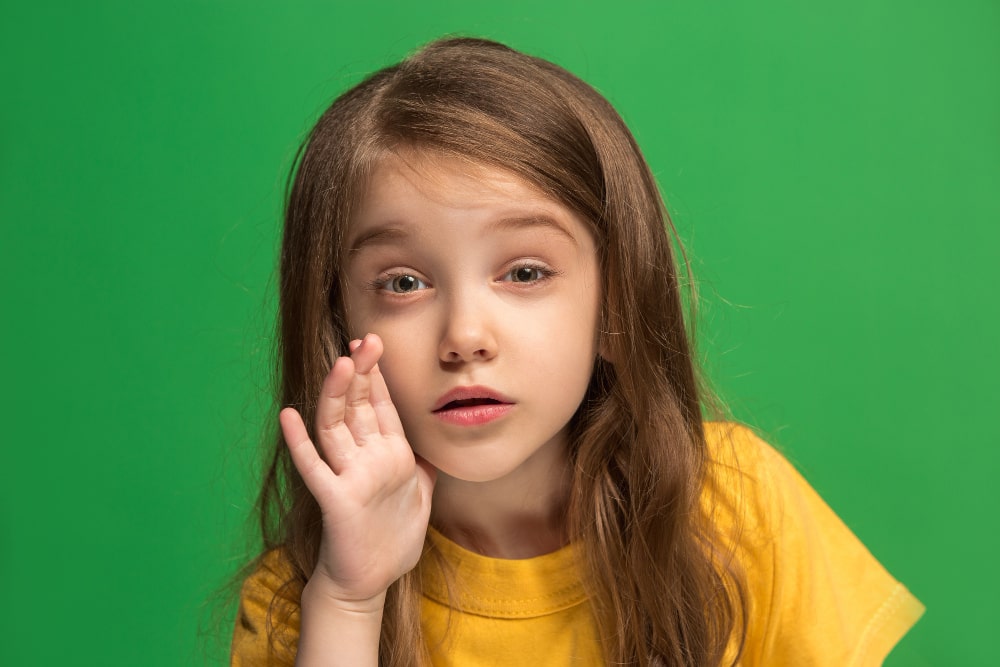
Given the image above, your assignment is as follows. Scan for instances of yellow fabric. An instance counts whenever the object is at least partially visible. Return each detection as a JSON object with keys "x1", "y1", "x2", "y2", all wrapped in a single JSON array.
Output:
[
  {"x1": 231, "y1": 423, "x2": 924, "y2": 666},
  {"x1": 703, "y1": 423, "x2": 925, "y2": 665},
  {"x1": 420, "y1": 527, "x2": 600, "y2": 665},
  {"x1": 231, "y1": 554, "x2": 300, "y2": 667}
]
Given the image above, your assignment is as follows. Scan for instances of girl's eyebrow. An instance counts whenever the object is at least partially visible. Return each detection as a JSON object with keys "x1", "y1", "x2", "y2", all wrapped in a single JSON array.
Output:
[
  {"x1": 488, "y1": 214, "x2": 580, "y2": 246},
  {"x1": 348, "y1": 214, "x2": 580, "y2": 255},
  {"x1": 348, "y1": 226, "x2": 409, "y2": 254}
]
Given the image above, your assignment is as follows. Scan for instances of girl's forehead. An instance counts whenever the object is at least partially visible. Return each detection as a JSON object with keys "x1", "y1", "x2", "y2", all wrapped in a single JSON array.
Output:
[
  {"x1": 355, "y1": 149, "x2": 559, "y2": 222},
  {"x1": 345, "y1": 148, "x2": 596, "y2": 252},
  {"x1": 372, "y1": 149, "x2": 541, "y2": 198}
]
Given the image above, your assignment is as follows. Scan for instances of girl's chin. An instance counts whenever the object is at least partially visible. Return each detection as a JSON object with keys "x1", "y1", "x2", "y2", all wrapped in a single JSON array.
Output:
[{"x1": 427, "y1": 463, "x2": 516, "y2": 486}]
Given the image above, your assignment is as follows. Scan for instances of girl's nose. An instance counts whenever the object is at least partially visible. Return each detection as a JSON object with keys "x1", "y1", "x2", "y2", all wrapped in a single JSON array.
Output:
[{"x1": 438, "y1": 297, "x2": 498, "y2": 364}]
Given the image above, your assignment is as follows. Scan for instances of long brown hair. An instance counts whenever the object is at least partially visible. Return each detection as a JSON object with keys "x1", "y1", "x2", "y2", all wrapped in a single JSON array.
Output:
[{"x1": 254, "y1": 37, "x2": 746, "y2": 666}]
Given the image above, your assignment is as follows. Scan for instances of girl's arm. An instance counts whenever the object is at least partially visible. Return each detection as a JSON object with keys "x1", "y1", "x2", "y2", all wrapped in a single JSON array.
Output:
[{"x1": 280, "y1": 334, "x2": 436, "y2": 666}]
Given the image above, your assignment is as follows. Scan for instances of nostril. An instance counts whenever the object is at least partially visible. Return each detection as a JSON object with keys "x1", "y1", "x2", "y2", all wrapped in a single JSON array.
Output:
[{"x1": 438, "y1": 323, "x2": 498, "y2": 362}]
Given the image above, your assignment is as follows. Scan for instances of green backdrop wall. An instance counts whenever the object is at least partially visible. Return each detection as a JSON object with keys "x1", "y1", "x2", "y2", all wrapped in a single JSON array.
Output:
[{"x1": 2, "y1": 1, "x2": 996, "y2": 665}]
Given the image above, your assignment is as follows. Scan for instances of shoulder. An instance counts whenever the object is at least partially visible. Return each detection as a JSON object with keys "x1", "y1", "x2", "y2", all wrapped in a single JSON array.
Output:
[
  {"x1": 701, "y1": 422, "x2": 925, "y2": 666},
  {"x1": 703, "y1": 420, "x2": 786, "y2": 487},
  {"x1": 700, "y1": 421, "x2": 788, "y2": 544},
  {"x1": 231, "y1": 549, "x2": 301, "y2": 667},
  {"x1": 702, "y1": 421, "x2": 880, "y2": 549}
]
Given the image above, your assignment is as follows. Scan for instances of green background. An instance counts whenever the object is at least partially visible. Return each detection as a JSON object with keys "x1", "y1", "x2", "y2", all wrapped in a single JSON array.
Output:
[{"x1": 2, "y1": 1, "x2": 996, "y2": 664}]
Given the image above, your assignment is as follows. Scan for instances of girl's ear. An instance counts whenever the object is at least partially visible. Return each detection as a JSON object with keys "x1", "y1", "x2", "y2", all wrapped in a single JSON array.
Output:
[
  {"x1": 596, "y1": 306, "x2": 618, "y2": 365},
  {"x1": 597, "y1": 330, "x2": 618, "y2": 366}
]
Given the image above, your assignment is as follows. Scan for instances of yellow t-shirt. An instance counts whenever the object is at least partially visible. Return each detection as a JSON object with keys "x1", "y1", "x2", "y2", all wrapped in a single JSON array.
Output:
[
  {"x1": 231, "y1": 423, "x2": 924, "y2": 665},
  {"x1": 419, "y1": 527, "x2": 600, "y2": 665}
]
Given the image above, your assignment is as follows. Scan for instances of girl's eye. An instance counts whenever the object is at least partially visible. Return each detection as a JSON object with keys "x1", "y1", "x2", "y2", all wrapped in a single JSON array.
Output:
[
  {"x1": 380, "y1": 273, "x2": 427, "y2": 293},
  {"x1": 504, "y1": 265, "x2": 550, "y2": 283}
]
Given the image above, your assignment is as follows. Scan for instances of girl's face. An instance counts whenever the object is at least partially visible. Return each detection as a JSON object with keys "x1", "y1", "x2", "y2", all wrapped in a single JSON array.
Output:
[{"x1": 343, "y1": 150, "x2": 602, "y2": 486}]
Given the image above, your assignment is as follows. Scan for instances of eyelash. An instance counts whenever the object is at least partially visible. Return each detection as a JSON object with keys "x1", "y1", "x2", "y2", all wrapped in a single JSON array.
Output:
[
  {"x1": 366, "y1": 262, "x2": 559, "y2": 294},
  {"x1": 366, "y1": 273, "x2": 428, "y2": 294},
  {"x1": 501, "y1": 262, "x2": 558, "y2": 284}
]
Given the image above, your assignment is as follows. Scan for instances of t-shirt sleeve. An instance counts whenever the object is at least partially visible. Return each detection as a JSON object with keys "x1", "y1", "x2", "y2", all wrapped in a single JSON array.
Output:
[
  {"x1": 711, "y1": 424, "x2": 925, "y2": 666},
  {"x1": 230, "y1": 550, "x2": 301, "y2": 667}
]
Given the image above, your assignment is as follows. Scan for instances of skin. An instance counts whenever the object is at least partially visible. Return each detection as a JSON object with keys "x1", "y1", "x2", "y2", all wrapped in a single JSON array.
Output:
[{"x1": 281, "y1": 150, "x2": 602, "y2": 665}]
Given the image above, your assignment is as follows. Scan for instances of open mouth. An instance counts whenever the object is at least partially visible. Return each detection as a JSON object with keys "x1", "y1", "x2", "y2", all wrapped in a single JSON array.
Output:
[
  {"x1": 436, "y1": 397, "x2": 504, "y2": 412},
  {"x1": 431, "y1": 387, "x2": 514, "y2": 425}
]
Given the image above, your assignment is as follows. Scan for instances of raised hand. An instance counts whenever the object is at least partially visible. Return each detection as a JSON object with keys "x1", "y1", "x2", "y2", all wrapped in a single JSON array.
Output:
[{"x1": 280, "y1": 333, "x2": 436, "y2": 613}]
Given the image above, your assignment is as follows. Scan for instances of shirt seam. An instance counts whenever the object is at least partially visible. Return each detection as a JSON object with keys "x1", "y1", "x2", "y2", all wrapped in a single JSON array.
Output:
[
  {"x1": 421, "y1": 589, "x2": 590, "y2": 618},
  {"x1": 849, "y1": 583, "x2": 908, "y2": 666}
]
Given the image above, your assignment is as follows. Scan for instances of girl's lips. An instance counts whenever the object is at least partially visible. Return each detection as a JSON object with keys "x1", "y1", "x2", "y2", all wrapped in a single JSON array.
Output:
[
  {"x1": 431, "y1": 385, "x2": 513, "y2": 412},
  {"x1": 434, "y1": 402, "x2": 513, "y2": 426},
  {"x1": 432, "y1": 386, "x2": 514, "y2": 426}
]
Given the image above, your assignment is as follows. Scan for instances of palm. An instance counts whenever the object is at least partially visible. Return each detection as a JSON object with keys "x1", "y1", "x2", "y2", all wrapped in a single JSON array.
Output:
[{"x1": 280, "y1": 334, "x2": 436, "y2": 605}]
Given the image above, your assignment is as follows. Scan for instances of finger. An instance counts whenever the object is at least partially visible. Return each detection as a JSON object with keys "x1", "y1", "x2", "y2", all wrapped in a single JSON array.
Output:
[
  {"x1": 280, "y1": 407, "x2": 337, "y2": 499},
  {"x1": 350, "y1": 333, "x2": 382, "y2": 373},
  {"x1": 349, "y1": 334, "x2": 405, "y2": 437},
  {"x1": 343, "y1": 334, "x2": 383, "y2": 443},
  {"x1": 368, "y1": 361, "x2": 405, "y2": 437},
  {"x1": 315, "y1": 356, "x2": 362, "y2": 471}
]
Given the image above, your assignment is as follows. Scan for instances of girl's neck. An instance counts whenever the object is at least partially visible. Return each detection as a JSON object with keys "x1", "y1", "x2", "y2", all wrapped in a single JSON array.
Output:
[{"x1": 429, "y1": 447, "x2": 572, "y2": 559}]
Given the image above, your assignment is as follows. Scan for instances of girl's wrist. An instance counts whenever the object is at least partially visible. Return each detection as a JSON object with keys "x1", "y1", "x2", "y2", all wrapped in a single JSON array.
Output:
[
  {"x1": 297, "y1": 576, "x2": 385, "y2": 667},
  {"x1": 301, "y1": 572, "x2": 389, "y2": 617}
]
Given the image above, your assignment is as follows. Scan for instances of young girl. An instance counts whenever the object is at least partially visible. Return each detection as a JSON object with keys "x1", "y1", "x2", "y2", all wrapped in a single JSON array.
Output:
[{"x1": 231, "y1": 37, "x2": 923, "y2": 666}]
